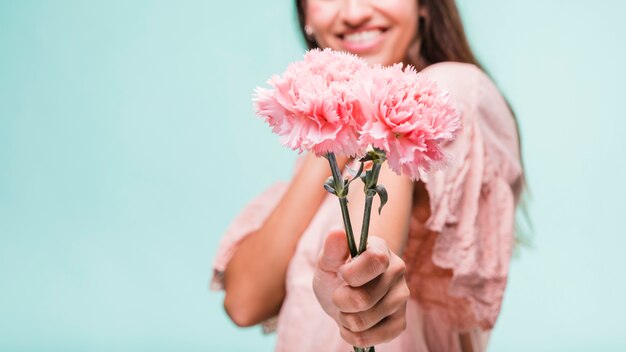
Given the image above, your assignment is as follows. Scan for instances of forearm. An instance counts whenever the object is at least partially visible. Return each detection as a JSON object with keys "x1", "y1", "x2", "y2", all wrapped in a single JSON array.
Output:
[{"x1": 223, "y1": 153, "x2": 345, "y2": 326}]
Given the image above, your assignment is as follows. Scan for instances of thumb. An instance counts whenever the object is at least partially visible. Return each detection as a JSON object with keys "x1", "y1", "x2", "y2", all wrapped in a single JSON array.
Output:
[{"x1": 318, "y1": 230, "x2": 349, "y2": 273}]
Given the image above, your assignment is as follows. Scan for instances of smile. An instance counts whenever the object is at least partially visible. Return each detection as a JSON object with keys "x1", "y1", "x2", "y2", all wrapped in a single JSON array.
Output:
[
  {"x1": 344, "y1": 29, "x2": 383, "y2": 44},
  {"x1": 338, "y1": 28, "x2": 387, "y2": 54}
]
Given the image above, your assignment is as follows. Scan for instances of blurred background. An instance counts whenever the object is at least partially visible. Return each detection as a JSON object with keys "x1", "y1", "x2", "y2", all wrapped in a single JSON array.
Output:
[{"x1": 1, "y1": 0, "x2": 625, "y2": 351}]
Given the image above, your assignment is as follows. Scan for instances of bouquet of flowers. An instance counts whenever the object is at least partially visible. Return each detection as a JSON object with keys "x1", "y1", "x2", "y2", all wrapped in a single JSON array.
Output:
[{"x1": 254, "y1": 48, "x2": 460, "y2": 352}]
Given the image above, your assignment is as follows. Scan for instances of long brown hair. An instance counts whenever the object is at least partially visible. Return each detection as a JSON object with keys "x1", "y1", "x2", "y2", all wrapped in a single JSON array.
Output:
[{"x1": 296, "y1": 0, "x2": 526, "y2": 198}]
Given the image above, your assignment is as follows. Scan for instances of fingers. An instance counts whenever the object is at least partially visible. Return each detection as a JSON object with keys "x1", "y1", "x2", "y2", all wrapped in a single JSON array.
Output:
[
  {"x1": 332, "y1": 269, "x2": 391, "y2": 313},
  {"x1": 318, "y1": 230, "x2": 349, "y2": 273},
  {"x1": 317, "y1": 234, "x2": 410, "y2": 347},
  {"x1": 331, "y1": 236, "x2": 409, "y2": 347},
  {"x1": 332, "y1": 239, "x2": 406, "y2": 313},
  {"x1": 339, "y1": 236, "x2": 391, "y2": 287},
  {"x1": 339, "y1": 308, "x2": 408, "y2": 348},
  {"x1": 337, "y1": 278, "x2": 410, "y2": 332}
]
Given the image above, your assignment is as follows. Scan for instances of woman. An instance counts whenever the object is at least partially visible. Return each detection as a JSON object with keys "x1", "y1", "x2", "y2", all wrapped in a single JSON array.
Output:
[{"x1": 212, "y1": 0, "x2": 524, "y2": 351}]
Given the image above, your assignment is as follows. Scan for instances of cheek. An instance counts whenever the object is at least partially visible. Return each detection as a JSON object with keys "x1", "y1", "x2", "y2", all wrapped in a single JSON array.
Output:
[
  {"x1": 389, "y1": 2, "x2": 419, "y2": 44},
  {"x1": 380, "y1": 0, "x2": 419, "y2": 27},
  {"x1": 305, "y1": 1, "x2": 338, "y2": 29},
  {"x1": 388, "y1": 0, "x2": 418, "y2": 12},
  {"x1": 306, "y1": 1, "x2": 321, "y2": 17}
]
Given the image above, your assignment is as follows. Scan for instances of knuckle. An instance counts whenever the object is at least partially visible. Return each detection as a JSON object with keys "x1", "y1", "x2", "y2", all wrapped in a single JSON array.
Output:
[
  {"x1": 352, "y1": 332, "x2": 370, "y2": 348},
  {"x1": 392, "y1": 316, "x2": 408, "y2": 338},
  {"x1": 332, "y1": 289, "x2": 344, "y2": 309},
  {"x1": 350, "y1": 289, "x2": 371, "y2": 311},
  {"x1": 377, "y1": 318, "x2": 402, "y2": 344},
  {"x1": 341, "y1": 312, "x2": 367, "y2": 332},
  {"x1": 338, "y1": 312, "x2": 350, "y2": 328},
  {"x1": 334, "y1": 287, "x2": 371, "y2": 312},
  {"x1": 370, "y1": 235, "x2": 388, "y2": 248},
  {"x1": 340, "y1": 327, "x2": 358, "y2": 346},
  {"x1": 342, "y1": 269, "x2": 362, "y2": 287},
  {"x1": 391, "y1": 257, "x2": 406, "y2": 277},
  {"x1": 371, "y1": 251, "x2": 390, "y2": 272},
  {"x1": 399, "y1": 282, "x2": 410, "y2": 302}
]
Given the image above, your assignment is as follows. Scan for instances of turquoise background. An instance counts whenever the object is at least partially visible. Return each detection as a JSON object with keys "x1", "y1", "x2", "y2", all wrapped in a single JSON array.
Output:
[{"x1": 1, "y1": 0, "x2": 624, "y2": 351}]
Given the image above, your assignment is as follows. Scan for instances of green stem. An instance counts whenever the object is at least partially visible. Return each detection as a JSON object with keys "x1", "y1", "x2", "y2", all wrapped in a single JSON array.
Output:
[
  {"x1": 326, "y1": 153, "x2": 343, "y2": 190},
  {"x1": 354, "y1": 347, "x2": 376, "y2": 352},
  {"x1": 359, "y1": 195, "x2": 374, "y2": 255},
  {"x1": 357, "y1": 161, "x2": 382, "y2": 352},
  {"x1": 327, "y1": 153, "x2": 376, "y2": 352},
  {"x1": 339, "y1": 198, "x2": 358, "y2": 258},
  {"x1": 358, "y1": 162, "x2": 382, "y2": 254},
  {"x1": 326, "y1": 153, "x2": 358, "y2": 258}
]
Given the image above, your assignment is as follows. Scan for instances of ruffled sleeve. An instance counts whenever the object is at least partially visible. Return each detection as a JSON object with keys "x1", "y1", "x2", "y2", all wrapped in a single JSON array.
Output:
[
  {"x1": 404, "y1": 62, "x2": 523, "y2": 331},
  {"x1": 210, "y1": 181, "x2": 289, "y2": 291}
]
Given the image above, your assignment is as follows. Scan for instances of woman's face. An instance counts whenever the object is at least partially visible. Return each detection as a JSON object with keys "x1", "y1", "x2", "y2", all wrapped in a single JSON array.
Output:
[{"x1": 305, "y1": 0, "x2": 421, "y2": 66}]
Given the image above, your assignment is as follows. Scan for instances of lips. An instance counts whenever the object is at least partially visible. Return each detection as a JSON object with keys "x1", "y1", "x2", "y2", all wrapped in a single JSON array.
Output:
[
  {"x1": 342, "y1": 29, "x2": 384, "y2": 44},
  {"x1": 337, "y1": 28, "x2": 388, "y2": 54}
]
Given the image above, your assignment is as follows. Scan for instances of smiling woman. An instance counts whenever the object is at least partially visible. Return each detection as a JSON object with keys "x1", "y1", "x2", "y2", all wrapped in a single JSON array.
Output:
[{"x1": 212, "y1": 0, "x2": 525, "y2": 351}]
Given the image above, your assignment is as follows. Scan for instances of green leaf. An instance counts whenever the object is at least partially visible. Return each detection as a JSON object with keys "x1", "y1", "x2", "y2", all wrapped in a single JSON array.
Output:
[
  {"x1": 346, "y1": 161, "x2": 365, "y2": 187},
  {"x1": 343, "y1": 177, "x2": 350, "y2": 196},
  {"x1": 324, "y1": 177, "x2": 336, "y2": 195},
  {"x1": 375, "y1": 184, "x2": 388, "y2": 214},
  {"x1": 359, "y1": 153, "x2": 373, "y2": 162},
  {"x1": 345, "y1": 164, "x2": 358, "y2": 177},
  {"x1": 359, "y1": 168, "x2": 370, "y2": 184}
]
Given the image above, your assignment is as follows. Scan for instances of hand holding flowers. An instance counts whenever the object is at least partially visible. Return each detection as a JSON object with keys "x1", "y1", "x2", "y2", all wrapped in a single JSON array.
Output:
[{"x1": 314, "y1": 230, "x2": 410, "y2": 349}]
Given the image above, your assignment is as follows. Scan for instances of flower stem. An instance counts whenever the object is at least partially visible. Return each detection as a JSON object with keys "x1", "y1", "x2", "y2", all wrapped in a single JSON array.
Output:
[
  {"x1": 354, "y1": 347, "x2": 376, "y2": 352},
  {"x1": 326, "y1": 153, "x2": 358, "y2": 258},
  {"x1": 358, "y1": 161, "x2": 382, "y2": 255},
  {"x1": 338, "y1": 197, "x2": 358, "y2": 258},
  {"x1": 355, "y1": 150, "x2": 384, "y2": 352},
  {"x1": 326, "y1": 153, "x2": 377, "y2": 352},
  {"x1": 359, "y1": 195, "x2": 374, "y2": 255}
]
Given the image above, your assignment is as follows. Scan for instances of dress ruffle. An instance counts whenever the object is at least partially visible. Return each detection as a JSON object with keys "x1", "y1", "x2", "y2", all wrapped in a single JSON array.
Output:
[{"x1": 403, "y1": 62, "x2": 523, "y2": 330}]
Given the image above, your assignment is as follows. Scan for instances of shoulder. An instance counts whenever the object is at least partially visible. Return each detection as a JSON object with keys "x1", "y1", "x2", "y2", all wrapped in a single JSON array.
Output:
[
  {"x1": 420, "y1": 61, "x2": 484, "y2": 86},
  {"x1": 420, "y1": 61, "x2": 521, "y2": 182},
  {"x1": 420, "y1": 62, "x2": 505, "y2": 113},
  {"x1": 421, "y1": 62, "x2": 515, "y2": 139}
]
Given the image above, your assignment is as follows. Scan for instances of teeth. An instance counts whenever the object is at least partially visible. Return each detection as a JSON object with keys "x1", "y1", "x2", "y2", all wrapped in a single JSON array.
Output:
[{"x1": 343, "y1": 29, "x2": 382, "y2": 44}]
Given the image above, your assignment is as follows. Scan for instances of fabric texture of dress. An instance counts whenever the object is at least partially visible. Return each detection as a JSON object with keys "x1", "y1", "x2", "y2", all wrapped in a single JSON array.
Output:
[{"x1": 211, "y1": 62, "x2": 523, "y2": 352}]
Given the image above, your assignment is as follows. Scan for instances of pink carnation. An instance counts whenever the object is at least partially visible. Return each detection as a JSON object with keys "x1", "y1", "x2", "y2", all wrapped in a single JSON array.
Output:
[
  {"x1": 356, "y1": 64, "x2": 461, "y2": 180},
  {"x1": 254, "y1": 48, "x2": 368, "y2": 157}
]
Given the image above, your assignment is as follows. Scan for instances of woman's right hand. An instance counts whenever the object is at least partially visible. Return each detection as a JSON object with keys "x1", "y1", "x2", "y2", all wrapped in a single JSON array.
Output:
[{"x1": 313, "y1": 230, "x2": 410, "y2": 348}]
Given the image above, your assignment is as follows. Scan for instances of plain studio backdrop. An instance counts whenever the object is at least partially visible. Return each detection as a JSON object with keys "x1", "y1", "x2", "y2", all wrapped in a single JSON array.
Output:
[{"x1": 1, "y1": 1, "x2": 624, "y2": 351}]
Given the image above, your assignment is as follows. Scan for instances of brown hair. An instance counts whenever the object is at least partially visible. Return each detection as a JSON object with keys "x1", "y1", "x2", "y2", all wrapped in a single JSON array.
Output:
[{"x1": 295, "y1": 0, "x2": 527, "y2": 200}]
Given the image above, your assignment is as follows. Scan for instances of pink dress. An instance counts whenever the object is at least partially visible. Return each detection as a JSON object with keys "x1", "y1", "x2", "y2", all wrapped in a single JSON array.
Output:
[{"x1": 211, "y1": 62, "x2": 523, "y2": 352}]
